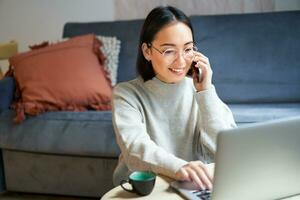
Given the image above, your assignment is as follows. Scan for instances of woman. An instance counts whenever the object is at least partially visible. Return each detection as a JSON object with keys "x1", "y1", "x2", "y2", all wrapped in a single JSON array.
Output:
[{"x1": 112, "y1": 6, "x2": 236, "y2": 190}]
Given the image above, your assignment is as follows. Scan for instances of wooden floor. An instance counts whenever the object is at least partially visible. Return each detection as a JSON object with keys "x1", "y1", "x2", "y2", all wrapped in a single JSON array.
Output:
[{"x1": 0, "y1": 192, "x2": 99, "y2": 200}]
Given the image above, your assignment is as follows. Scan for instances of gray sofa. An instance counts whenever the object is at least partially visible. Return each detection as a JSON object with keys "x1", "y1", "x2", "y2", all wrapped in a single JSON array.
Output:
[{"x1": 0, "y1": 10, "x2": 300, "y2": 197}]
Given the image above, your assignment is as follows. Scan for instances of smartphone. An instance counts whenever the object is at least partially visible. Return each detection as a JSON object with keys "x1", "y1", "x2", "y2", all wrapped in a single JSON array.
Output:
[{"x1": 191, "y1": 61, "x2": 202, "y2": 82}]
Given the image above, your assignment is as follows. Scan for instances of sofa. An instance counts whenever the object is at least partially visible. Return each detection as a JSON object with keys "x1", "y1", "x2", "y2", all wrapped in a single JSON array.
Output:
[{"x1": 0, "y1": 10, "x2": 300, "y2": 197}]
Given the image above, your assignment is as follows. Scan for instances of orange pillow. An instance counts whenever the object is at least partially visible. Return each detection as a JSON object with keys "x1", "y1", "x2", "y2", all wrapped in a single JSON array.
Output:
[{"x1": 9, "y1": 34, "x2": 112, "y2": 122}]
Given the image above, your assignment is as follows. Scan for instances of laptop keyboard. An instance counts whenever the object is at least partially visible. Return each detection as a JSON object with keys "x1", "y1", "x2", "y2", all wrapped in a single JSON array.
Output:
[
  {"x1": 192, "y1": 189, "x2": 211, "y2": 200},
  {"x1": 170, "y1": 181, "x2": 212, "y2": 200}
]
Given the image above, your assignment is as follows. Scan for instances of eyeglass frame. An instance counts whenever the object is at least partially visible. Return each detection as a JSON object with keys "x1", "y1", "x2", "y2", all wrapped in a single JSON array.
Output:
[{"x1": 147, "y1": 43, "x2": 198, "y2": 63}]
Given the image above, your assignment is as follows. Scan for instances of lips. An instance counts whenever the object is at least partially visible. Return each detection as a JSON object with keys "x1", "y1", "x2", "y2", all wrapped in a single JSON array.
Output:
[{"x1": 169, "y1": 68, "x2": 185, "y2": 73}]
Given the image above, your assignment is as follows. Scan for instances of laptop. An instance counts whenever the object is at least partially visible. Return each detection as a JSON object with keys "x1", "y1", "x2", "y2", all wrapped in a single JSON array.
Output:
[{"x1": 170, "y1": 117, "x2": 300, "y2": 200}]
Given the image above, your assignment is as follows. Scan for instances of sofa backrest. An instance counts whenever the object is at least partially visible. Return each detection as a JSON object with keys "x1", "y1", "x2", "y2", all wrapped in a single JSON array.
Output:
[
  {"x1": 191, "y1": 11, "x2": 300, "y2": 103},
  {"x1": 63, "y1": 11, "x2": 300, "y2": 104}
]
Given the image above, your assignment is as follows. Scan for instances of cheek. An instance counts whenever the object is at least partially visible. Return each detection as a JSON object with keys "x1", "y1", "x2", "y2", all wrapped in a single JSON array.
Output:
[
  {"x1": 187, "y1": 60, "x2": 193, "y2": 68},
  {"x1": 151, "y1": 57, "x2": 168, "y2": 70},
  {"x1": 153, "y1": 56, "x2": 165, "y2": 64}
]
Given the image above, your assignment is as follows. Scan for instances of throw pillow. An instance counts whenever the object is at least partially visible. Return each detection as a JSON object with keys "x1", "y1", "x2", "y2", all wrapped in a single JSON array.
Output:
[
  {"x1": 9, "y1": 34, "x2": 112, "y2": 123},
  {"x1": 97, "y1": 36, "x2": 121, "y2": 86},
  {"x1": 55, "y1": 36, "x2": 121, "y2": 86}
]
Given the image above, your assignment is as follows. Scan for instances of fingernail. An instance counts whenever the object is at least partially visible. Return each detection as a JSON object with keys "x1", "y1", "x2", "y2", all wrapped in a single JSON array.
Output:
[{"x1": 208, "y1": 183, "x2": 212, "y2": 190}]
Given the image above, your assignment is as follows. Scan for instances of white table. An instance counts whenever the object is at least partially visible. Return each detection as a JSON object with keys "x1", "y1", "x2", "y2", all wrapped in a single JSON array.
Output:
[
  {"x1": 101, "y1": 176, "x2": 184, "y2": 200},
  {"x1": 101, "y1": 176, "x2": 300, "y2": 200}
]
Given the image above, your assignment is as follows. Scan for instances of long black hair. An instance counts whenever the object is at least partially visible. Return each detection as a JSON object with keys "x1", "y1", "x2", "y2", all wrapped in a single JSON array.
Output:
[{"x1": 136, "y1": 6, "x2": 194, "y2": 81}]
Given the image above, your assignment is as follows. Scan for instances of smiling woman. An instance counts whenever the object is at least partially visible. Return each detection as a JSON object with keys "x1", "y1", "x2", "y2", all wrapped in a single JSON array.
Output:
[
  {"x1": 143, "y1": 23, "x2": 194, "y2": 83},
  {"x1": 136, "y1": 6, "x2": 195, "y2": 83},
  {"x1": 142, "y1": 22, "x2": 195, "y2": 83},
  {"x1": 112, "y1": 6, "x2": 236, "y2": 191}
]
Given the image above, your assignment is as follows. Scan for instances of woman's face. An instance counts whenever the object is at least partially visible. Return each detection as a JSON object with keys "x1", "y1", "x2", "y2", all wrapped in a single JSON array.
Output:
[{"x1": 144, "y1": 22, "x2": 194, "y2": 83}]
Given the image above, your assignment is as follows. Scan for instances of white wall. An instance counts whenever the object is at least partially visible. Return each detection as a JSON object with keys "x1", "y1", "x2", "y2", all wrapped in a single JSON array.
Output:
[
  {"x1": 0, "y1": 0, "x2": 114, "y2": 73},
  {"x1": 275, "y1": 0, "x2": 300, "y2": 11},
  {"x1": 114, "y1": 0, "x2": 300, "y2": 20},
  {"x1": 0, "y1": 0, "x2": 114, "y2": 51}
]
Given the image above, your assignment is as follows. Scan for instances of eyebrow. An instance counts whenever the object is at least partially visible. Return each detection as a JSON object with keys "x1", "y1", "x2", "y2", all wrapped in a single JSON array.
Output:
[{"x1": 159, "y1": 41, "x2": 194, "y2": 47}]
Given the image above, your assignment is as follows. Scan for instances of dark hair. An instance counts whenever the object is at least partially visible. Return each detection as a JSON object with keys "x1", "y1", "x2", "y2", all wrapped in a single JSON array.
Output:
[{"x1": 136, "y1": 6, "x2": 194, "y2": 81}]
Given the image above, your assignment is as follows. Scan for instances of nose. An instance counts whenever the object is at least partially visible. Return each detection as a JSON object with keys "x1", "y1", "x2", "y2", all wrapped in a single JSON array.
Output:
[{"x1": 174, "y1": 52, "x2": 187, "y2": 66}]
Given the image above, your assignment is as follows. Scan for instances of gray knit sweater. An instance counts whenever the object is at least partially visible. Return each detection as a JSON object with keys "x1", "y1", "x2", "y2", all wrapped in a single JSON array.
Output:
[{"x1": 112, "y1": 76, "x2": 236, "y2": 185}]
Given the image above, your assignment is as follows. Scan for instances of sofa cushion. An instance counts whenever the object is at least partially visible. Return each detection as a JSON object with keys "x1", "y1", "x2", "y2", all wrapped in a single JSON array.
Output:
[
  {"x1": 63, "y1": 19, "x2": 144, "y2": 83},
  {"x1": 0, "y1": 77, "x2": 15, "y2": 112},
  {"x1": 0, "y1": 110, "x2": 120, "y2": 157},
  {"x1": 229, "y1": 103, "x2": 300, "y2": 125},
  {"x1": 191, "y1": 11, "x2": 300, "y2": 103},
  {"x1": 9, "y1": 34, "x2": 112, "y2": 122}
]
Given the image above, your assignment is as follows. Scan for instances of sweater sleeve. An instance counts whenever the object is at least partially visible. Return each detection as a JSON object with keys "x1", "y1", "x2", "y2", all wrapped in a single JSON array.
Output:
[
  {"x1": 112, "y1": 84, "x2": 187, "y2": 179},
  {"x1": 195, "y1": 85, "x2": 237, "y2": 156}
]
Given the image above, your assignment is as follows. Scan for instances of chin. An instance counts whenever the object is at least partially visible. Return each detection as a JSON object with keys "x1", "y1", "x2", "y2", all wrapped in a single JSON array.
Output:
[
  {"x1": 170, "y1": 76, "x2": 186, "y2": 84},
  {"x1": 158, "y1": 71, "x2": 187, "y2": 83}
]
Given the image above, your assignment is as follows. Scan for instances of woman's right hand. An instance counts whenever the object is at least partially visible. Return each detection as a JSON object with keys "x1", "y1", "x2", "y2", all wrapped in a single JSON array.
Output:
[{"x1": 175, "y1": 161, "x2": 214, "y2": 190}]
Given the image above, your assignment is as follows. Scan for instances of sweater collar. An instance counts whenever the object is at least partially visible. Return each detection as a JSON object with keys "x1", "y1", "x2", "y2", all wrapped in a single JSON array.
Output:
[{"x1": 143, "y1": 76, "x2": 190, "y2": 98}]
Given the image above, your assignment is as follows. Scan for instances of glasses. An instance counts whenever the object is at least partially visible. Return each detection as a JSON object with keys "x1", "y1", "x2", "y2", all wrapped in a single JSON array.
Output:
[{"x1": 148, "y1": 43, "x2": 198, "y2": 65}]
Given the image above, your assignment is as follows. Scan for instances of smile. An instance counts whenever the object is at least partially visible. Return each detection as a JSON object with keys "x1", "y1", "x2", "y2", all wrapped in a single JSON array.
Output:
[{"x1": 169, "y1": 68, "x2": 185, "y2": 73}]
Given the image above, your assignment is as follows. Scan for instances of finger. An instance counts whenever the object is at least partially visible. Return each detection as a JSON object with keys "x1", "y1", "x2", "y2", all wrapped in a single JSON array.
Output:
[
  {"x1": 195, "y1": 60, "x2": 208, "y2": 68},
  {"x1": 185, "y1": 167, "x2": 205, "y2": 190},
  {"x1": 194, "y1": 56, "x2": 209, "y2": 65},
  {"x1": 180, "y1": 168, "x2": 191, "y2": 181},
  {"x1": 193, "y1": 55, "x2": 210, "y2": 65},
  {"x1": 194, "y1": 51, "x2": 208, "y2": 59},
  {"x1": 199, "y1": 169, "x2": 213, "y2": 190},
  {"x1": 193, "y1": 161, "x2": 213, "y2": 185},
  {"x1": 202, "y1": 164, "x2": 214, "y2": 182},
  {"x1": 190, "y1": 164, "x2": 212, "y2": 190},
  {"x1": 196, "y1": 61, "x2": 212, "y2": 78},
  {"x1": 195, "y1": 161, "x2": 214, "y2": 182},
  {"x1": 195, "y1": 60, "x2": 211, "y2": 72},
  {"x1": 203, "y1": 166, "x2": 213, "y2": 182}
]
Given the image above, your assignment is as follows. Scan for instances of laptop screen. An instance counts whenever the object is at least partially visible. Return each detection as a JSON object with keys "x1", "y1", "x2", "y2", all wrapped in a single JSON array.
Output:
[{"x1": 171, "y1": 117, "x2": 300, "y2": 200}]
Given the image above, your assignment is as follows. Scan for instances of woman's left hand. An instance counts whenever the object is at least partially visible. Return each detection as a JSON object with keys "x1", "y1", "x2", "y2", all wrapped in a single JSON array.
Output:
[{"x1": 192, "y1": 52, "x2": 213, "y2": 92}]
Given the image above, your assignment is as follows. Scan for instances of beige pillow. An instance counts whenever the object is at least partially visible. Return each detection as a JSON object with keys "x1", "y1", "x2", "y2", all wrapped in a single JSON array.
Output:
[{"x1": 97, "y1": 36, "x2": 121, "y2": 86}]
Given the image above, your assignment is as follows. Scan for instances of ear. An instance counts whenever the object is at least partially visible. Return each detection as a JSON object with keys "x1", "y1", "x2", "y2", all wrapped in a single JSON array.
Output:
[{"x1": 142, "y1": 43, "x2": 151, "y2": 61}]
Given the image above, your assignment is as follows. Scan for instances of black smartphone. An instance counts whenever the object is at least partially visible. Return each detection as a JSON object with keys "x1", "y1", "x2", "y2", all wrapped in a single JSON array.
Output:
[{"x1": 190, "y1": 61, "x2": 202, "y2": 82}]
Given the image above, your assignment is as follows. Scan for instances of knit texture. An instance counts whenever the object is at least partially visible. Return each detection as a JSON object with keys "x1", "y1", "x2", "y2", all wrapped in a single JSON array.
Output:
[{"x1": 112, "y1": 76, "x2": 236, "y2": 185}]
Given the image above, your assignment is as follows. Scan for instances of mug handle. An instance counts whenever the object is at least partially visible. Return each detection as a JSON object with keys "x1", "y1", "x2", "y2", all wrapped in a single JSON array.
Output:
[{"x1": 120, "y1": 180, "x2": 134, "y2": 193}]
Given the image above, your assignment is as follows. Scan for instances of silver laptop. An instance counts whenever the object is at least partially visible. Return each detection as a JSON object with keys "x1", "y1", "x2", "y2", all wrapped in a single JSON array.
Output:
[{"x1": 171, "y1": 117, "x2": 300, "y2": 200}]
